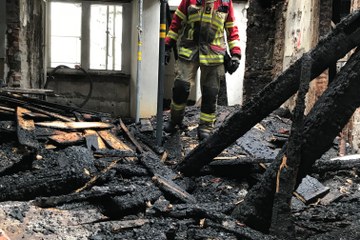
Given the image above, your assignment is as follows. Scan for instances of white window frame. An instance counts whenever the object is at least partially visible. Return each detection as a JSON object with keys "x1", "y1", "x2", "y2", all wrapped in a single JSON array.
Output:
[{"x1": 46, "y1": 0, "x2": 130, "y2": 72}]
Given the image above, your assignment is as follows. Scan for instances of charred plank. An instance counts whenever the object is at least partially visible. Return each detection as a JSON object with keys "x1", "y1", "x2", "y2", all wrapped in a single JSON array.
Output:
[
  {"x1": 152, "y1": 174, "x2": 196, "y2": 203},
  {"x1": 16, "y1": 107, "x2": 40, "y2": 149},
  {"x1": 98, "y1": 130, "x2": 133, "y2": 151},
  {"x1": 139, "y1": 152, "x2": 196, "y2": 203},
  {"x1": 34, "y1": 185, "x2": 135, "y2": 208},
  {"x1": 36, "y1": 121, "x2": 113, "y2": 130},
  {"x1": 312, "y1": 155, "x2": 360, "y2": 173}
]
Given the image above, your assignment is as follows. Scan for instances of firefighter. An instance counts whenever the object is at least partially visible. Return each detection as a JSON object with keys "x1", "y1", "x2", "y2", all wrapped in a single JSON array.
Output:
[{"x1": 164, "y1": 0, "x2": 241, "y2": 141}]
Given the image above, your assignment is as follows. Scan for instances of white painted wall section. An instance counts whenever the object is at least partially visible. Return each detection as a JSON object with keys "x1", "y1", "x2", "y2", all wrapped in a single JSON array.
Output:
[{"x1": 130, "y1": 0, "x2": 160, "y2": 118}]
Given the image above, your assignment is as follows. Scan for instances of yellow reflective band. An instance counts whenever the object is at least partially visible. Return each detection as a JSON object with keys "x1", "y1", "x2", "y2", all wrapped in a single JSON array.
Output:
[
  {"x1": 171, "y1": 102, "x2": 186, "y2": 111},
  {"x1": 225, "y1": 22, "x2": 235, "y2": 28},
  {"x1": 228, "y1": 39, "x2": 240, "y2": 49},
  {"x1": 212, "y1": 18, "x2": 224, "y2": 29},
  {"x1": 200, "y1": 112, "x2": 216, "y2": 123},
  {"x1": 167, "y1": 30, "x2": 179, "y2": 40},
  {"x1": 202, "y1": 14, "x2": 212, "y2": 23},
  {"x1": 138, "y1": 51, "x2": 142, "y2": 61},
  {"x1": 138, "y1": 41, "x2": 142, "y2": 46},
  {"x1": 175, "y1": 9, "x2": 186, "y2": 20},
  {"x1": 188, "y1": 14, "x2": 201, "y2": 23},
  {"x1": 160, "y1": 24, "x2": 166, "y2": 30},
  {"x1": 188, "y1": 28, "x2": 194, "y2": 40},
  {"x1": 200, "y1": 54, "x2": 224, "y2": 64},
  {"x1": 212, "y1": 37, "x2": 222, "y2": 46},
  {"x1": 179, "y1": 47, "x2": 193, "y2": 57},
  {"x1": 160, "y1": 32, "x2": 166, "y2": 38}
]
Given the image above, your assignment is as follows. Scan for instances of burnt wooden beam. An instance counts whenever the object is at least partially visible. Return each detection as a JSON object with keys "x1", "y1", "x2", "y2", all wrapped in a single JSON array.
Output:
[
  {"x1": 139, "y1": 152, "x2": 196, "y2": 203},
  {"x1": 270, "y1": 54, "x2": 311, "y2": 238},
  {"x1": 312, "y1": 156, "x2": 360, "y2": 173},
  {"x1": 0, "y1": 146, "x2": 96, "y2": 201},
  {"x1": 118, "y1": 118, "x2": 144, "y2": 153},
  {"x1": 231, "y1": 48, "x2": 360, "y2": 232},
  {"x1": 34, "y1": 185, "x2": 135, "y2": 208},
  {"x1": 152, "y1": 174, "x2": 196, "y2": 203},
  {"x1": 177, "y1": 11, "x2": 360, "y2": 176},
  {"x1": 16, "y1": 107, "x2": 40, "y2": 149},
  {"x1": 36, "y1": 121, "x2": 113, "y2": 130},
  {"x1": 0, "y1": 87, "x2": 54, "y2": 95},
  {"x1": 98, "y1": 130, "x2": 133, "y2": 151},
  {"x1": 147, "y1": 197, "x2": 234, "y2": 221}
]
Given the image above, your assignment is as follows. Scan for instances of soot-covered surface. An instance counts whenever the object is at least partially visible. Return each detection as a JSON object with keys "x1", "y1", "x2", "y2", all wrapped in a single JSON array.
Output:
[{"x1": 0, "y1": 105, "x2": 359, "y2": 240}]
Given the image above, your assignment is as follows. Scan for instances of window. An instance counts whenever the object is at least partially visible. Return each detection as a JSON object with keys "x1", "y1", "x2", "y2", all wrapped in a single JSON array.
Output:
[{"x1": 48, "y1": 1, "x2": 123, "y2": 71}]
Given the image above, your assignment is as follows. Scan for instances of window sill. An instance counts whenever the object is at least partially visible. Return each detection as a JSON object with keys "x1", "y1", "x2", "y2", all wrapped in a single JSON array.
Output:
[{"x1": 47, "y1": 68, "x2": 130, "y2": 78}]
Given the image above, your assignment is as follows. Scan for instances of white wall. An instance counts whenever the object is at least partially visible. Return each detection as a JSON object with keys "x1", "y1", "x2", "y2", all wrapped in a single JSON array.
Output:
[
  {"x1": 0, "y1": 0, "x2": 5, "y2": 81},
  {"x1": 130, "y1": 0, "x2": 160, "y2": 118},
  {"x1": 283, "y1": 0, "x2": 319, "y2": 69},
  {"x1": 226, "y1": 2, "x2": 248, "y2": 106}
]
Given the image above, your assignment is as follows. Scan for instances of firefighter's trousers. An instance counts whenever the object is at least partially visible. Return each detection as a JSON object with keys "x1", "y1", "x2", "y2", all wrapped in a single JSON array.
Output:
[{"x1": 170, "y1": 59, "x2": 225, "y2": 125}]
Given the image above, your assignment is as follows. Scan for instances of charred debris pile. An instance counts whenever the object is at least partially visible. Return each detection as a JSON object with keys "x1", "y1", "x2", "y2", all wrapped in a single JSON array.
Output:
[
  {"x1": 0, "y1": 91, "x2": 283, "y2": 239},
  {"x1": 0, "y1": 92, "x2": 359, "y2": 240}
]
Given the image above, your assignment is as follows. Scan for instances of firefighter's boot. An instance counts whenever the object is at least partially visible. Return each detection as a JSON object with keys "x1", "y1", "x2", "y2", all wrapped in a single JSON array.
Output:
[
  {"x1": 197, "y1": 120, "x2": 214, "y2": 141},
  {"x1": 164, "y1": 108, "x2": 185, "y2": 134}
]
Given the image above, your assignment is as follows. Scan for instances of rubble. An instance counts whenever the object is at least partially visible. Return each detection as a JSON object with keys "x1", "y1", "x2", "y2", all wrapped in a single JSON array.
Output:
[{"x1": 0, "y1": 92, "x2": 359, "y2": 239}]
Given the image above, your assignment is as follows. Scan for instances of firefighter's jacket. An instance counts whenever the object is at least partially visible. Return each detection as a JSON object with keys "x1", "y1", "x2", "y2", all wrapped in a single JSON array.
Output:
[{"x1": 165, "y1": 0, "x2": 241, "y2": 65}]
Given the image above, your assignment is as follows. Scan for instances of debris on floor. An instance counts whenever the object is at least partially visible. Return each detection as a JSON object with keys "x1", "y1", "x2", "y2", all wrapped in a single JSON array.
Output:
[{"x1": 0, "y1": 92, "x2": 359, "y2": 239}]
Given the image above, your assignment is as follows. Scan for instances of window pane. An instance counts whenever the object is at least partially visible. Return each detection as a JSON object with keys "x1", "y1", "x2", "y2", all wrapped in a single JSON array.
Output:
[
  {"x1": 90, "y1": 5, "x2": 123, "y2": 70},
  {"x1": 50, "y1": 2, "x2": 81, "y2": 68}
]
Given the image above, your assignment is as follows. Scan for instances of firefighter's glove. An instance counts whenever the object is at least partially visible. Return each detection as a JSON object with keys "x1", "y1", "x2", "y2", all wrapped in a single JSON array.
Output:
[
  {"x1": 164, "y1": 44, "x2": 172, "y2": 65},
  {"x1": 227, "y1": 55, "x2": 241, "y2": 74}
]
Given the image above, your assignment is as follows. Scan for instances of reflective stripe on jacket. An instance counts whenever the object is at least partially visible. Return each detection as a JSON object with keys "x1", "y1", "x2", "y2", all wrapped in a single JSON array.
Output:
[{"x1": 165, "y1": 0, "x2": 241, "y2": 65}]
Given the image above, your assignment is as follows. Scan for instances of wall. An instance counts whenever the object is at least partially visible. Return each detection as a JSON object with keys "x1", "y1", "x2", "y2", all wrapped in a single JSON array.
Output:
[
  {"x1": 0, "y1": 0, "x2": 5, "y2": 83},
  {"x1": 45, "y1": 70, "x2": 130, "y2": 117},
  {"x1": 6, "y1": 0, "x2": 21, "y2": 87},
  {"x1": 5, "y1": 0, "x2": 44, "y2": 89},
  {"x1": 281, "y1": 0, "x2": 320, "y2": 111},
  {"x1": 130, "y1": 0, "x2": 160, "y2": 118}
]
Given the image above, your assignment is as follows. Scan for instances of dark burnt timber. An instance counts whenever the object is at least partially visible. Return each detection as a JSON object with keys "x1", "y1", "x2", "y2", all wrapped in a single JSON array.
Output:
[
  {"x1": 312, "y1": 157, "x2": 360, "y2": 173},
  {"x1": 102, "y1": 183, "x2": 163, "y2": 218},
  {"x1": 270, "y1": 54, "x2": 311, "y2": 239},
  {"x1": 139, "y1": 152, "x2": 196, "y2": 203},
  {"x1": 34, "y1": 185, "x2": 135, "y2": 208},
  {"x1": 231, "y1": 48, "x2": 360, "y2": 232},
  {"x1": 0, "y1": 146, "x2": 96, "y2": 201},
  {"x1": 16, "y1": 107, "x2": 40, "y2": 149},
  {"x1": 178, "y1": 11, "x2": 360, "y2": 176}
]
